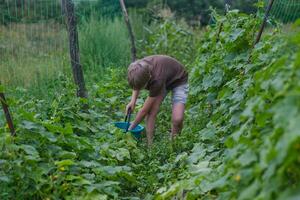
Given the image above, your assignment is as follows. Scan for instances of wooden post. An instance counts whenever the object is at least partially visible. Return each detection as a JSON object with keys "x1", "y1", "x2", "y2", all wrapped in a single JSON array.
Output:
[
  {"x1": 119, "y1": 0, "x2": 137, "y2": 62},
  {"x1": 254, "y1": 0, "x2": 275, "y2": 45},
  {"x1": 216, "y1": 1, "x2": 230, "y2": 42},
  {"x1": 0, "y1": 90, "x2": 16, "y2": 136},
  {"x1": 61, "y1": 0, "x2": 87, "y2": 98},
  {"x1": 224, "y1": 0, "x2": 231, "y2": 12},
  {"x1": 246, "y1": 0, "x2": 275, "y2": 65}
]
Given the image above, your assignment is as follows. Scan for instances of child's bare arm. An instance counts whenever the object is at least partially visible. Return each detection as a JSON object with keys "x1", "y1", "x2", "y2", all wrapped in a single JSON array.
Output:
[
  {"x1": 131, "y1": 90, "x2": 139, "y2": 105},
  {"x1": 126, "y1": 90, "x2": 140, "y2": 114},
  {"x1": 129, "y1": 96, "x2": 156, "y2": 130}
]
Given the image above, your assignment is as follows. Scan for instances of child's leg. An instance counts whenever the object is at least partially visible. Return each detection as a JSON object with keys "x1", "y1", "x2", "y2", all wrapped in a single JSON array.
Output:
[
  {"x1": 145, "y1": 95, "x2": 164, "y2": 146},
  {"x1": 171, "y1": 83, "x2": 188, "y2": 138},
  {"x1": 171, "y1": 103, "x2": 185, "y2": 138}
]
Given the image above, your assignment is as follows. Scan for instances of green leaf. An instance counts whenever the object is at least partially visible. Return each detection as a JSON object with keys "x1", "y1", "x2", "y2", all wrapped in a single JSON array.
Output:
[
  {"x1": 238, "y1": 179, "x2": 260, "y2": 200},
  {"x1": 85, "y1": 181, "x2": 120, "y2": 195},
  {"x1": 55, "y1": 159, "x2": 75, "y2": 167},
  {"x1": 84, "y1": 192, "x2": 108, "y2": 200},
  {"x1": 21, "y1": 121, "x2": 39, "y2": 130},
  {"x1": 228, "y1": 28, "x2": 245, "y2": 42},
  {"x1": 238, "y1": 150, "x2": 257, "y2": 167},
  {"x1": 66, "y1": 175, "x2": 91, "y2": 185},
  {"x1": 64, "y1": 122, "x2": 73, "y2": 134},
  {"x1": 0, "y1": 85, "x2": 4, "y2": 93},
  {"x1": 58, "y1": 151, "x2": 77, "y2": 159},
  {"x1": 41, "y1": 131, "x2": 57, "y2": 142},
  {"x1": 292, "y1": 18, "x2": 300, "y2": 28},
  {"x1": 174, "y1": 152, "x2": 188, "y2": 163},
  {"x1": 0, "y1": 175, "x2": 10, "y2": 183},
  {"x1": 80, "y1": 160, "x2": 101, "y2": 168},
  {"x1": 189, "y1": 161, "x2": 211, "y2": 175},
  {"x1": 19, "y1": 145, "x2": 40, "y2": 158},
  {"x1": 100, "y1": 166, "x2": 130, "y2": 175},
  {"x1": 187, "y1": 143, "x2": 206, "y2": 164},
  {"x1": 278, "y1": 184, "x2": 300, "y2": 200},
  {"x1": 200, "y1": 175, "x2": 228, "y2": 192},
  {"x1": 115, "y1": 148, "x2": 130, "y2": 161},
  {"x1": 199, "y1": 127, "x2": 217, "y2": 142}
]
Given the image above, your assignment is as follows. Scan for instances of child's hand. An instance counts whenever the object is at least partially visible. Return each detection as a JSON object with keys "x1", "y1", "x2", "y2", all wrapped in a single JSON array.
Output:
[
  {"x1": 126, "y1": 102, "x2": 135, "y2": 114},
  {"x1": 128, "y1": 123, "x2": 135, "y2": 131}
]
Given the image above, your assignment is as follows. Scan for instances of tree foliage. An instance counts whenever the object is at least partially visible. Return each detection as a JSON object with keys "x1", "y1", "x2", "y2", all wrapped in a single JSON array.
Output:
[
  {"x1": 0, "y1": 0, "x2": 258, "y2": 26},
  {"x1": 0, "y1": 0, "x2": 62, "y2": 25}
]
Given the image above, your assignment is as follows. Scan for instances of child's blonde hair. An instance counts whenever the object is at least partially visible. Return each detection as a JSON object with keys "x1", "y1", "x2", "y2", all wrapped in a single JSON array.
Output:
[{"x1": 127, "y1": 60, "x2": 151, "y2": 90}]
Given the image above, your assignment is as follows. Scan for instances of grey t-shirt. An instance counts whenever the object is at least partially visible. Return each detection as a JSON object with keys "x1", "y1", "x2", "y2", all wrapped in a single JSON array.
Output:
[{"x1": 142, "y1": 55, "x2": 188, "y2": 97}]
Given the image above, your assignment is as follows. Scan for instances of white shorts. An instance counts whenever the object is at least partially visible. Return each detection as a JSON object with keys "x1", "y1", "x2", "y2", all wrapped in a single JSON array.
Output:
[{"x1": 165, "y1": 83, "x2": 189, "y2": 104}]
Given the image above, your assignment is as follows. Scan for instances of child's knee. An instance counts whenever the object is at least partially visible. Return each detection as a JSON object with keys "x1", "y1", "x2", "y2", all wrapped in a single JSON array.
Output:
[
  {"x1": 147, "y1": 112, "x2": 157, "y2": 121},
  {"x1": 172, "y1": 117, "x2": 183, "y2": 127}
]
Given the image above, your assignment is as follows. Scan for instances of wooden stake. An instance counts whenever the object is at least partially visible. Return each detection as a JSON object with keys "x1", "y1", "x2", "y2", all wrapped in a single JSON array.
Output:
[
  {"x1": 62, "y1": 0, "x2": 88, "y2": 98},
  {"x1": 247, "y1": 0, "x2": 275, "y2": 64},
  {"x1": 119, "y1": 0, "x2": 137, "y2": 62},
  {"x1": 254, "y1": 0, "x2": 275, "y2": 45},
  {"x1": 0, "y1": 92, "x2": 16, "y2": 136},
  {"x1": 217, "y1": 1, "x2": 230, "y2": 42}
]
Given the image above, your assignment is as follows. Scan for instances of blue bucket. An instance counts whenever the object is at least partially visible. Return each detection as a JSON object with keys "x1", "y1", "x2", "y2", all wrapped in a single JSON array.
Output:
[{"x1": 114, "y1": 122, "x2": 144, "y2": 139}]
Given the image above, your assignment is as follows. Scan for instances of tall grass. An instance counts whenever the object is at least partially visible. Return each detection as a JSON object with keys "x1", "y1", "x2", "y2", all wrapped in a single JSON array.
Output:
[
  {"x1": 0, "y1": 17, "x2": 132, "y2": 94},
  {"x1": 79, "y1": 16, "x2": 131, "y2": 72},
  {"x1": 0, "y1": 11, "x2": 151, "y2": 97},
  {"x1": 0, "y1": 22, "x2": 69, "y2": 94}
]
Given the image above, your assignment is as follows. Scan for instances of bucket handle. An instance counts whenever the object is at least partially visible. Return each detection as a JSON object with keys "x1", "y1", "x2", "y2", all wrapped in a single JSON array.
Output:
[{"x1": 124, "y1": 108, "x2": 131, "y2": 132}]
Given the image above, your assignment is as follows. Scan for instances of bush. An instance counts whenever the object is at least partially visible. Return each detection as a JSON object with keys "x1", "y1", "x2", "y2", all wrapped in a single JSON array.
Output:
[{"x1": 156, "y1": 10, "x2": 300, "y2": 200}]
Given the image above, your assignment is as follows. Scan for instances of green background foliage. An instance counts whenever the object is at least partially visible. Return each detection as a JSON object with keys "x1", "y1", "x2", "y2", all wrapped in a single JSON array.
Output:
[
  {"x1": 1, "y1": 0, "x2": 300, "y2": 199},
  {"x1": 2, "y1": 0, "x2": 300, "y2": 26}
]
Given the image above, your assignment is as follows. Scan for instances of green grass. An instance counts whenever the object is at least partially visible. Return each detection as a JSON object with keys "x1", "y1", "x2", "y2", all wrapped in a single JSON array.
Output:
[
  {"x1": 0, "y1": 12, "x2": 149, "y2": 97},
  {"x1": 0, "y1": 22, "x2": 69, "y2": 96},
  {"x1": 79, "y1": 16, "x2": 131, "y2": 71}
]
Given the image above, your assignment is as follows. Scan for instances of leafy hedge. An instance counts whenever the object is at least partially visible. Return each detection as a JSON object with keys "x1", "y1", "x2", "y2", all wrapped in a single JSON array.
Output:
[
  {"x1": 0, "y1": 71, "x2": 145, "y2": 199},
  {"x1": 156, "y1": 10, "x2": 300, "y2": 200}
]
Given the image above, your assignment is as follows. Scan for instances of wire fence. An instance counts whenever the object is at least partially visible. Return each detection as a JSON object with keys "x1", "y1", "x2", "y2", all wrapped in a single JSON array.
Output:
[
  {"x1": 1, "y1": 0, "x2": 299, "y2": 91},
  {"x1": 0, "y1": 0, "x2": 133, "y2": 98},
  {"x1": 0, "y1": 0, "x2": 68, "y2": 97},
  {"x1": 270, "y1": 0, "x2": 300, "y2": 23}
]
